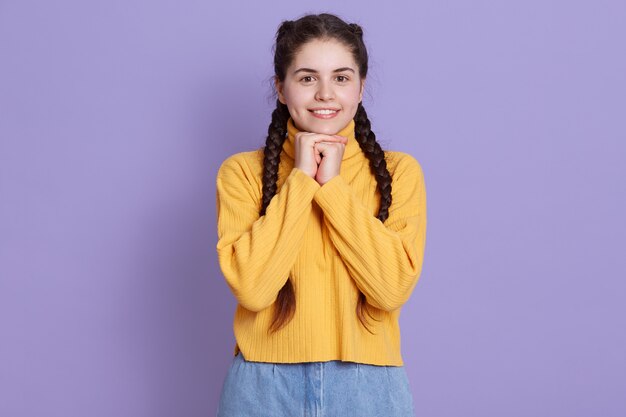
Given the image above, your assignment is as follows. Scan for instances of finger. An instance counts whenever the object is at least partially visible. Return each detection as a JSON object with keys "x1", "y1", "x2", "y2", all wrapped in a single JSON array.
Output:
[
  {"x1": 314, "y1": 142, "x2": 344, "y2": 155},
  {"x1": 315, "y1": 140, "x2": 345, "y2": 147}
]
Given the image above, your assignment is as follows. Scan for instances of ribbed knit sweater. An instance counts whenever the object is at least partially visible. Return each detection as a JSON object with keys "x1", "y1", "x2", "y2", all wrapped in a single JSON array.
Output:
[{"x1": 215, "y1": 117, "x2": 427, "y2": 366}]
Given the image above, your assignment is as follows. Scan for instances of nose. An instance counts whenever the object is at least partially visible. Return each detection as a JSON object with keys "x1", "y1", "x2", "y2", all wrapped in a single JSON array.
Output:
[{"x1": 315, "y1": 79, "x2": 335, "y2": 101}]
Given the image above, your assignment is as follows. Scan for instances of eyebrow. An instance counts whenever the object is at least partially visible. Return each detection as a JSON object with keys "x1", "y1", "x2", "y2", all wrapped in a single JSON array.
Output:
[{"x1": 293, "y1": 67, "x2": 355, "y2": 75}]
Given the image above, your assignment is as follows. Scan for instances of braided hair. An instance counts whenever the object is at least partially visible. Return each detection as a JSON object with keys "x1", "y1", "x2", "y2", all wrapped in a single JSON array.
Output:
[{"x1": 263, "y1": 13, "x2": 392, "y2": 335}]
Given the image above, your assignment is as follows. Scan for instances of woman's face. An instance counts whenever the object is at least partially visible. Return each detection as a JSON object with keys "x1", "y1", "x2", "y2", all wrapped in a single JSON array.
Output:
[{"x1": 275, "y1": 38, "x2": 365, "y2": 135}]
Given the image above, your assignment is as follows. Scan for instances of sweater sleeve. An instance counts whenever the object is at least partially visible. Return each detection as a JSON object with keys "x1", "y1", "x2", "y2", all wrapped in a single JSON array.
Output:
[
  {"x1": 313, "y1": 154, "x2": 427, "y2": 312},
  {"x1": 215, "y1": 155, "x2": 321, "y2": 312}
]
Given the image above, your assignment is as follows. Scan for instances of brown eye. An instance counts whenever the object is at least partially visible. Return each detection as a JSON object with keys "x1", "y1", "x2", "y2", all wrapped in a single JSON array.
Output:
[
  {"x1": 337, "y1": 75, "x2": 348, "y2": 82},
  {"x1": 301, "y1": 76, "x2": 314, "y2": 82}
]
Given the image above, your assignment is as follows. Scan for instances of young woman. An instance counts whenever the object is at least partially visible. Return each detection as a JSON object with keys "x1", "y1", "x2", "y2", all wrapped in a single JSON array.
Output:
[{"x1": 215, "y1": 12, "x2": 427, "y2": 417}]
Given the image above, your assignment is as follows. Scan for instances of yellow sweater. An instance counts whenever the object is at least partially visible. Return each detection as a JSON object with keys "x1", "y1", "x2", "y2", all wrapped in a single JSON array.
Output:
[{"x1": 215, "y1": 117, "x2": 427, "y2": 366}]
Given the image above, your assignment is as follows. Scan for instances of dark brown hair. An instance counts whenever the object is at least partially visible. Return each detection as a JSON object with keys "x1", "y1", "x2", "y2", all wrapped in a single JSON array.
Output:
[{"x1": 262, "y1": 13, "x2": 392, "y2": 335}]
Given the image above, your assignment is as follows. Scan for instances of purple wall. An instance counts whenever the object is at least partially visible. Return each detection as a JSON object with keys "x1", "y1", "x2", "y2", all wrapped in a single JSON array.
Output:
[{"x1": 1, "y1": 1, "x2": 625, "y2": 416}]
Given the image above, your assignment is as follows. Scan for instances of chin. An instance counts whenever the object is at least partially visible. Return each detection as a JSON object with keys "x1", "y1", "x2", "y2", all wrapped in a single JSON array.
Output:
[
  {"x1": 309, "y1": 119, "x2": 349, "y2": 135},
  {"x1": 313, "y1": 125, "x2": 339, "y2": 135}
]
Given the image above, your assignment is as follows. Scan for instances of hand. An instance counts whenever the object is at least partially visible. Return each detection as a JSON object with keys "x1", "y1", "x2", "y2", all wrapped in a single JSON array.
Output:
[
  {"x1": 314, "y1": 135, "x2": 348, "y2": 185},
  {"x1": 294, "y1": 132, "x2": 347, "y2": 179}
]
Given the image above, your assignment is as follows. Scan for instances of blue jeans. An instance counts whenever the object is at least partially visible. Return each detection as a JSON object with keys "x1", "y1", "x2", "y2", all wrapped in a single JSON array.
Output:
[{"x1": 217, "y1": 351, "x2": 415, "y2": 417}]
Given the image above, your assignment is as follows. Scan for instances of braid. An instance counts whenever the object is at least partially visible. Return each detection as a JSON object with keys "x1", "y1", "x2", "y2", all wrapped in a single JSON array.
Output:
[
  {"x1": 348, "y1": 22, "x2": 363, "y2": 38},
  {"x1": 353, "y1": 102, "x2": 394, "y2": 334},
  {"x1": 260, "y1": 100, "x2": 290, "y2": 216},
  {"x1": 354, "y1": 103, "x2": 393, "y2": 222},
  {"x1": 262, "y1": 99, "x2": 296, "y2": 334}
]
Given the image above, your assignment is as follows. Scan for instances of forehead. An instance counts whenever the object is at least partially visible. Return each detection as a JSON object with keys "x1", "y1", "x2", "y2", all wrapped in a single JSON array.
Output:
[{"x1": 290, "y1": 39, "x2": 356, "y2": 71}]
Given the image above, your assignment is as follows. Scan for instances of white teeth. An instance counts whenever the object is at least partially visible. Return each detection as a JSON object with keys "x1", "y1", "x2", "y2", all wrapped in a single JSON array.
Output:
[{"x1": 312, "y1": 109, "x2": 337, "y2": 115}]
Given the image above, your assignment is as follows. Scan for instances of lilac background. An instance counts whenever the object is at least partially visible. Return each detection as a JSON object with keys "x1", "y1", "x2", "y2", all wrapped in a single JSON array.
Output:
[{"x1": 1, "y1": 0, "x2": 625, "y2": 416}]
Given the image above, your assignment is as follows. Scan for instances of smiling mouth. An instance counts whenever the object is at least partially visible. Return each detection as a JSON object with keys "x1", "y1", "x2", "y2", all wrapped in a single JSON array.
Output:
[{"x1": 309, "y1": 109, "x2": 340, "y2": 116}]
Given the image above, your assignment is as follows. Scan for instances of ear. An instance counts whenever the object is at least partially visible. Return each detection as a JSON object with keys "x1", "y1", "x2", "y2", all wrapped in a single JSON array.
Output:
[
  {"x1": 359, "y1": 78, "x2": 366, "y2": 103},
  {"x1": 274, "y1": 76, "x2": 286, "y2": 104}
]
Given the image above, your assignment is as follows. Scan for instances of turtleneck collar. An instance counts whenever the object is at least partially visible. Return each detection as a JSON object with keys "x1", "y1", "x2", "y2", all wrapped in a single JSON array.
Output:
[{"x1": 282, "y1": 117, "x2": 362, "y2": 161}]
